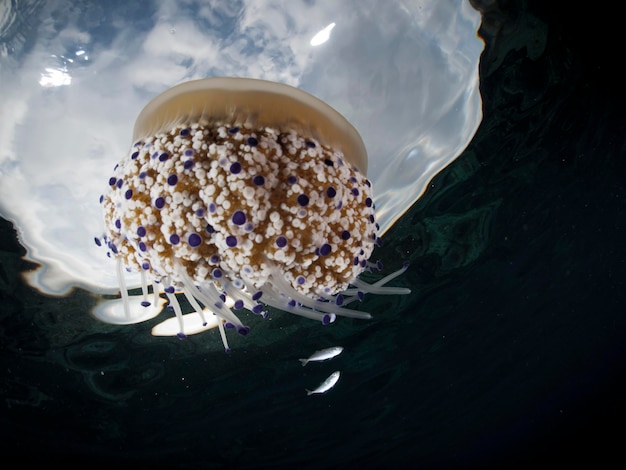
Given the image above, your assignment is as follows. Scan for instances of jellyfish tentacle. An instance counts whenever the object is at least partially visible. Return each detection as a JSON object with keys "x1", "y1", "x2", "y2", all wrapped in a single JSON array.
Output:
[
  {"x1": 341, "y1": 262, "x2": 411, "y2": 297},
  {"x1": 139, "y1": 270, "x2": 151, "y2": 306},
  {"x1": 115, "y1": 257, "x2": 131, "y2": 320},
  {"x1": 164, "y1": 290, "x2": 187, "y2": 339}
]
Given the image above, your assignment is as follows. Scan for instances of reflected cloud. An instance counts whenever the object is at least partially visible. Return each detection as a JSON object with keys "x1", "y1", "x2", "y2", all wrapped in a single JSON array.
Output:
[
  {"x1": 310, "y1": 22, "x2": 335, "y2": 46},
  {"x1": 39, "y1": 66, "x2": 71, "y2": 87}
]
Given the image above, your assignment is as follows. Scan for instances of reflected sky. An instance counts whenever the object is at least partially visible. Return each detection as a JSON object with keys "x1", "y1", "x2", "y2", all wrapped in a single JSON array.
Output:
[{"x1": 0, "y1": 0, "x2": 483, "y2": 296}]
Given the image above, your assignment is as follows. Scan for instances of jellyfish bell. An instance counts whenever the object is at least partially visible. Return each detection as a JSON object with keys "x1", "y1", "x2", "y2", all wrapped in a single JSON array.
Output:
[
  {"x1": 94, "y1": 77, "x2": 411, "y2": 351},
  {"x1": 132, "y1": 77, "x2": 368, "y2": 175}
]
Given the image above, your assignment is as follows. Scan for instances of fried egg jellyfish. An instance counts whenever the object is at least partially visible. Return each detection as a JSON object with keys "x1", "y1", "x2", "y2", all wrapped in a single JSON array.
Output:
[
  {"x1": 0, "y1": 0, "x2": 484, "y2": 349},
  {"x1": 96, "y1": 77, "x2": 412, "y2": 350}
]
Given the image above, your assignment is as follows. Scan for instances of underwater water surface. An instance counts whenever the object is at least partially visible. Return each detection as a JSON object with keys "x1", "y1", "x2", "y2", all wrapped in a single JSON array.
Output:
[
  {"x1": 2, "y1": 0, "x2": 626, "y2": 468},
  {"x1": 0, "y1": 0, "x2": 482, "y2": 297}
]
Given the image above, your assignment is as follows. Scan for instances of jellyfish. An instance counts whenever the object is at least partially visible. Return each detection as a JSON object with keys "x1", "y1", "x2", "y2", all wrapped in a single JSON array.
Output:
[{"x1": 94, "y1": 77, "x2": 411, "y2": 351}]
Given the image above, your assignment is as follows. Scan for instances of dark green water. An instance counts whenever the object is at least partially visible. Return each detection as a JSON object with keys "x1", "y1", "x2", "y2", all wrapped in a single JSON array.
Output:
[{"x1": 1, "y1": 1, "x2": 625, "y2": 468}]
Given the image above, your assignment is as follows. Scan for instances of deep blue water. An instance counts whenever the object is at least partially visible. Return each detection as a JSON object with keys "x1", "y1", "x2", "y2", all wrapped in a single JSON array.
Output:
[{"x1": 1, "y1": 1, "x2": 625, "y2": 468}]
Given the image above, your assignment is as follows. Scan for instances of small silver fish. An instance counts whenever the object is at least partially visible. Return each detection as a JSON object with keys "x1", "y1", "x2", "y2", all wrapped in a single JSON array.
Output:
[
  {"x1": 298, "y1": 346, "x2": 344, "y2": 366},
  {"x1": 306, "y1": 371, "x2": 341, "y2": 396}
]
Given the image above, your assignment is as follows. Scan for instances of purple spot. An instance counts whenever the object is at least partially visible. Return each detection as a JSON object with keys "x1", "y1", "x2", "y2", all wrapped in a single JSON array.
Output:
[
  {"x1": 195, "y1": 208, "x2": 205, "y2": 217},
  {"x1": 252, "y1": 304, "x2": 263, "y2": 314},
  {"x1": 137, "y1": 226, "x2": 146, "y2": 237},
  {"x1": 155, "y1": 197, "x2": 165, "y2": 209},
  {"x1": 139, "y1": 242, "x2": 147, "y2": 252},
  {"x1": 234, "y1": 300, "x2": 244, "y2": 310},
  {"x1": 131, "y1": 151, "x2": 139, "y2": 160},
  {"x1": 369, "y1": 214, "x2": 375, "y2": 223},
  {"x1": 141, "y1": 301, "x2": 151, "y2": 307},
  {"x1": 326, "y1": 187, "x2": 336, "y2": 198},
  {"x1": 341, "y1": 230, "x2": 351, "y2": 240},
  {"x1": 232, "y1": 210, "x2": 246, "y2": 226},
  {"x1": 297, "y1": 194, "x2": 309, "y2": 207},
  {"x1": 319, "y1": 243, "x2": 332, "y2": 256},
  {"x1": 305, "y1": 140, "x2": 316, "y2": 148},
  {"x1": 159, "y1": 152, "x2": 169, "y2": 162},
  {"x1": 287, "y1": 175, "x2": 297, "y2": 185},
  {"x1": 336, "y1": 294, "x2": 344, "y2": 306},
  {"x1": 94, "y1": 237, "x2": 102, "y2": 246},
  {"x1": 336, "y1": 201, "x2": 343, "y2": 210},
  {"x1": 209, "y1": 254, "x2": 220, "y2": 264},
  {"x1": 208, "y1": 203, "x2": 217, "y2": 213},
  {"x1": 179, "y1": 128, "x2": 190, "y2": 136},
  {"x1": 230, "y1": 162, "x2": 242, "y2": 174},
  {"x1": 365, "y1": 197, "x2": 373, "y2": 207},
  {"x1": 205, "y1": 224, "x2": 215, "y2": 234},
  {"x1": 108, "y1": 177, "x2": 117, "y2": 186},
  {"x1": 252, "y1": 291, "x2": 263, "y2": 301},
  {"x1": 247, "y1": 137, "x2": 258, "y2": 146},
  {"x1": 169, "y1": 234, "x2": 180, "y2": 245},
  {"x1": 226, "y1": 235, "x2": 237, "y2": 247},
  {"x1": 184, "y1": 148, "x2": 194, "y2": 157},
  {"x1": 296, "y1": 276, "x2": 305, "y2": 285},
  {"x1": 167, "y1": 174, "x2": 178, "y2": 186},
  {"x1": 151, "y1": 152, "x2": 158, "y2": 159},
  {"x1": 253, "y1": 175, "x2": 265, "y2": 186},
  {"x1": 351, "y1": 187, "x2": 359, "y2": 196},
  {"x1": 212, "y1": 268, "x2": 223, "y2": 279},
  {"x1": 141, "y1": 262, "x2": 150, "y2": 270},
  {"x1": 125, "y1": 189, "x2": 133, "y2": 200},
  {"x1": 183, "y1": 160, "x2": 194, "y2": 170},
  {"x1": 139, "y1": 171, "x2": 147, "y2": 179},
  {"x1": 99, "y1": 194, "x2": 104, "y2": 204},
  {"x1": 116, "y1": 179, "x2": 123, "y2": 189},
  {"x1": 115, "y1": 219, "x2": 121, "y2": 229},
  {"x1": 165, "y1": 286, "x2": 175, "y2": 294},
  {"x1": 228, "y1": 127, "x2": 239, "y2": 134},
  {"x1": 188, "y1": 233, "x2": 202, "y2": 247},
  {"x1": 275, "y1": 236, "x2": 287, "y2": 248},
  {"x1": 324, "y1": 158, "x2": 333, "y2": 166},
  {"x1": 237, "y1": 325, "x2": 250, "y2": 336}
]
